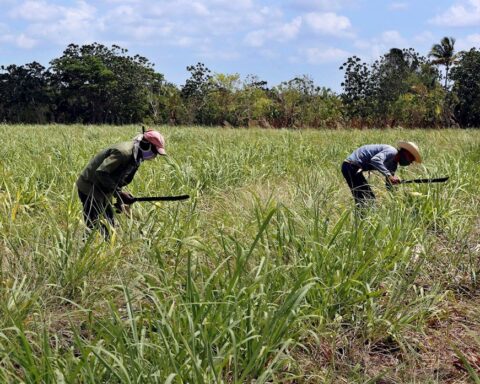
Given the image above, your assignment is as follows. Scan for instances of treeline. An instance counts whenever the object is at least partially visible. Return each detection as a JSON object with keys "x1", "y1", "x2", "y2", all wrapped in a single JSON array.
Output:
[{"x1": 1, "y1": 39, "x2": 480, "y2": 128}]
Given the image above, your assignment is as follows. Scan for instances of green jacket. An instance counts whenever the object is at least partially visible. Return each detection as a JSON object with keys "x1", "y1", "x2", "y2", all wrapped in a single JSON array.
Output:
[{"x1": 77, "y1": 141, "x2": 141, "y2": 200}]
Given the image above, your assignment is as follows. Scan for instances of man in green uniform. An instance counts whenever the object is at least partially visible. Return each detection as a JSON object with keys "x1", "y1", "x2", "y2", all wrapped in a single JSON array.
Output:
[{"x1": 76, "y1": 129, "x2": 166, "y2": 239}]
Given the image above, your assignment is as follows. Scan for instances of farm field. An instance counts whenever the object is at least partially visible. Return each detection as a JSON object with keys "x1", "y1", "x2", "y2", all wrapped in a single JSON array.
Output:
[{"x1": 0, "y1": 125, "x2": 479, "y2": 383}]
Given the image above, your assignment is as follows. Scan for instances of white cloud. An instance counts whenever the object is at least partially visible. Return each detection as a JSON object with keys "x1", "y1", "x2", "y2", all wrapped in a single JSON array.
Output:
[
  {"x1": 192, "y1": 2, "x2": 210, "y2": 16},
  {"x1": 211, "y1": 0, "x2": 254, "y2": 10},
  {"x1": 148, "y1": 1, "x2": 211, "y2": 17},
  {"x1": 430, "y1": 0, "x2": 480, "y2": 27},
  {"x1": 413, "y1": 31, "x2": 434, "y2": 44},
  {"x1": 129, "y1": 25, "x2": 172, "y2": 40},
  {"x1": 140, "y1": 0, "x2": 275, "y2": 36},
  {"x1": 100, "y1": 6, "x2": 185, "y2": 43},
  {"x1": 278, "y1": 16, "x2": 302, "y2": 40},
  {"x1": 246, "y1": 10, "x2": 266, "y2": 25},
  {"x1": 106, "y1": 5, "x2": 141, "y2": 23},
  {"x1": 380, "y1": 30, "x2": 407, "y2": 46},
  {"x1": 147, "y1": 0, "x2": 254, "y2": 17},
  {"x1": 291, "y1": 0, "x2": 358, "y2": 11},
  {"x1": 244, "y1": 17, "x2": 302, "y2": 47},
  {"x1": 456, "y1": 33, "x2": 480, "y2": 50},
  {"x1": 9, "y1": 0, "x2": 62, "y2": 21},
  {"x1": 0, "y1": 32, "x2": 36, "y2": 48},
  {"x1": 102, "y1": 0, "x2": 141, "y2": 3},
  {"x1": 174, "y1": 36, "x2": 195, "y2": 47},
  {"x1": 244, "y1": 30, "x2": 267, "y2": 47},
  {"x1": 0, "y1": 34, "x2": 13, "y2": 44},
  {"x1": 4, "y1": 0, "x2": 288, "y2": 54},
  {"x1": 303, "y1": 46, "x2": 350, "y2": 64},
  {"x1": 389, "y1": 2, "x2": 408, "y2": 11},
  {"x1": 61, "y1": 0, "x2": 278, "y2": 55},
  {"x1": 2, "y1": 0, "x2": 99, "y2": 49},
  {"x1": 244, "y1": 29, "x2": 271, "y2": 47},
  {"x1": 25, "y1": 1, "x2": 98, "y2": 45},
  {"x1": 304, "y1": 12, "x2": 353, "y2": 37},
  {"x1": 354, "y1": 30, "x2": 407, "y2": 60},
  {"x1": 199, "y1": 47, "x2": 241, "y2": 60},
  {"x1": 16, "y1": 33, "x2": 37, "y2": 48}
]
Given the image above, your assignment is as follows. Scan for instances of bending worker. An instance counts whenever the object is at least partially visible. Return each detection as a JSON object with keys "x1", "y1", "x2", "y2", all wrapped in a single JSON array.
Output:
[
  {"x1": 341, "y1": 141, "x2": 421, "y2": 207},
  {"x1": 76, "y1": 129, "x2": 166, "y2": 239}
]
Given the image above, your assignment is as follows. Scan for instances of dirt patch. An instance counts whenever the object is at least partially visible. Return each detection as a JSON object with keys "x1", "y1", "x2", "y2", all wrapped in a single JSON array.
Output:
[
  {"x1": 293, "y1": 293, "x2": 480, "y2": 383},
  {"x1": 415, "y1": 293, "x2": 480, "y2": 383}
]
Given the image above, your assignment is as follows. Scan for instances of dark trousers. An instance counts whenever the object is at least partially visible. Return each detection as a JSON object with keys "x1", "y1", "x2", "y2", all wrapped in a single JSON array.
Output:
[
  {"x1": 341, "y1": 161, "x2": 375, "y2": 207},
  {"x1": 78, "y1": 189, "x2": 114, "y2": 240}
]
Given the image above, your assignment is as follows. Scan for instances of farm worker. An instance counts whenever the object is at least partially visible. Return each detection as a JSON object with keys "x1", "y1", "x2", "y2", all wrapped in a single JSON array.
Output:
[
  {"x1": 341, "y1": 141, "x2": 421, "y2": 207},
  {"x1": 76, "y1": 129, "x2": 166, "y2": 239}
]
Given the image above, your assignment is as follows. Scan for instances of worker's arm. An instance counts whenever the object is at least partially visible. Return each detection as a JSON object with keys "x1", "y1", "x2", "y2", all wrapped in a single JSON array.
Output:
[
  {"x1": 370, "y1": 149, "x2": 400, "y2": 185},
  {"x1": 370, "y1": 150, "x2": 393, "y2": 176},
  {"x1": 370, "y1": 150, "x2": 398, "y2": 176}
]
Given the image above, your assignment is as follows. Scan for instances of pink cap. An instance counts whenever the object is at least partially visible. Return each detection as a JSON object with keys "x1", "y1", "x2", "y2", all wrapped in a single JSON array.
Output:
[{"x1": 143, "y1": 130, "x2": 166, "y2": 155}]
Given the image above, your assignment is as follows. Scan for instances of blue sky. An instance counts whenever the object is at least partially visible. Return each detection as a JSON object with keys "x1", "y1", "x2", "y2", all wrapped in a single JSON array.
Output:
[{"x1": 1, "y1": 0, "x2": 480, "y2": 91}]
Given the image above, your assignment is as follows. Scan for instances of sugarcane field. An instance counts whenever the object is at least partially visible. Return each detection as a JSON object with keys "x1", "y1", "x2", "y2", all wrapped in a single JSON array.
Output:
[
  {"x1": 3, "y1": 0, "x2": 480, "y2": 381},
  {"x1": 0, "y1": 125, "x2": 479, "y2": 383}
]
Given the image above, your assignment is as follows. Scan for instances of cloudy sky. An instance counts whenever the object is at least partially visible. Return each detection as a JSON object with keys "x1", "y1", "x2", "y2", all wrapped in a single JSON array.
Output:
[{"x1": 1, "y1": 0, "x2": 480, "y2": 91}]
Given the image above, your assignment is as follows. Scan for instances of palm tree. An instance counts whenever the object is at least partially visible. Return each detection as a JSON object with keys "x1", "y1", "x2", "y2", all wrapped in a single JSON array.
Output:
[{"x1": 429, "y1": 36, "x2": 457, "y2": 89}]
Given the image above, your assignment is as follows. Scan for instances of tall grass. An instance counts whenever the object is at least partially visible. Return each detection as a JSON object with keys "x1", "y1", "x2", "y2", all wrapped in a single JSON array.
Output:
[{"x1": 0, "y1": 125, "x2": 478, "y2": 382}]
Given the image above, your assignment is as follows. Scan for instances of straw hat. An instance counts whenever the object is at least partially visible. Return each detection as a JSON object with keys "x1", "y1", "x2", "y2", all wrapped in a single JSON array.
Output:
[{"x1": 397, "y1": 141, "x2": 421, "y2": 163}]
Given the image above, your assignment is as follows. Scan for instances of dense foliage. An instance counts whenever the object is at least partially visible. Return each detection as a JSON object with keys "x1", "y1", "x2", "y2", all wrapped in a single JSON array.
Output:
[
  {"x1": 1, "y1": 39, "x2": 479, "y2": 127},
  {"x1": 340, "y1": 48, "x2": 446, "y2": 128},
  {"x1": 450, "y1": 48, "x2": 480, "y2": 127}
]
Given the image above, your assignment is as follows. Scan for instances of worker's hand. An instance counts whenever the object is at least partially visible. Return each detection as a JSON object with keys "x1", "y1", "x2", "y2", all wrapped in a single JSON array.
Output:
[
  {"x1": 387, "y1": 175, "x2": 401, "y2": 185},
  {"x1": 117, "y1": 191, "x2": 135, "y2": 205},
  {"x1": 119, "y1": 204, "x2": 131, "y2": 214},
  {"x1": 114, "y1": 201, "x2": 131, "y2": 214}
]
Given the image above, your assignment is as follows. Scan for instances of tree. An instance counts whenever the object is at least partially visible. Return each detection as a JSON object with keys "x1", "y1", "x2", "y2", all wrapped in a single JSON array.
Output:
[
  {"x1": 450, "y1": 48, "x2": 480, "y2": 127},
  {"x1": 429, "y1": 37, "x2": 457, "y2": 89},
  {"x1": 340, "y1": 48, "x2": 442, "y2": 127},
  {"x1": 372, "y1": 48, "x2": 426, "y2": 124},
  {"x1": 339, "y1": 56, "x2": 375, "y2": 125},
  {"x1": 0, "y1": 62, "x2": 51, "y2": 123},
  {"x1": 49, "y1": 43, "x2": 163, "y2": 124},
  {"x1": 146, "y1": 81, "x2": 186, "y2": 125},
  {"x1": 236, "y1": 75, "x2": 271, "y2": 126},
  {"x1": 272, "y1": 75, "x2": 320, "y2": 127},
  {"x1": 204, "y1": 73, "x2": 241, "y2": 125},
  {"x1": 269, "y1": 75, "x2": 342, "y2": 128},
  {"x1": 180, "y1": 62, "x2": 213, "y2": 124}
]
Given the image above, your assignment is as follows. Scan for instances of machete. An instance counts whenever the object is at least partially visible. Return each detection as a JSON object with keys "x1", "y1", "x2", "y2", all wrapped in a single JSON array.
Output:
[
  {"x1": 114, "y1": 194, "x2": 190, "y2": 212},
  {"x1": 130, "y1": 194, "x2": 190, "y2": 202},
  {"x1": 400, "y1": 177, "x2": 449, "y2": 184}
]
